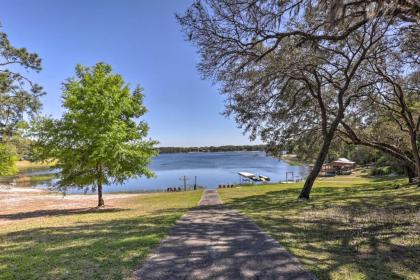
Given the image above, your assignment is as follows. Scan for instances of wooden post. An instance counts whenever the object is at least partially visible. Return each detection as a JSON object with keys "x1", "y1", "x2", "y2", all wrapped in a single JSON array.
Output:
[{"x1": 194, "y1": 176, "x2": 197, "y2": 190}]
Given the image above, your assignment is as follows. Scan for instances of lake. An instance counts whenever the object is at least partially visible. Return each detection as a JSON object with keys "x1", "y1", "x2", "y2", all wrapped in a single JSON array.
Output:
[{"x1": 23, "y1": 151, "x2": 309, "y2": 193}]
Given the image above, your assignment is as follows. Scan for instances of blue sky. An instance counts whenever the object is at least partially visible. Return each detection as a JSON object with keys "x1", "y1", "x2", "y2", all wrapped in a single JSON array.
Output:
[{"x1": 1, "y1": 0, "x2": 260, "y2": 147}]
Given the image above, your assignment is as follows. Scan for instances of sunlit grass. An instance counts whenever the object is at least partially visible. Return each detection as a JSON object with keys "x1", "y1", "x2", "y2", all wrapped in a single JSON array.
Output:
[
  {"x1": 15, "y1": 160, "x2": 56, "y2": 173},
  {"x1": 28, "y1": 174, "x2": 56, "y2": 182},
  {"x1": 0, "y1": 190, "x2": 202, "y2": 280},
  {"x1": 219, "y1": 173, "x2": 420, "y2": 280}
]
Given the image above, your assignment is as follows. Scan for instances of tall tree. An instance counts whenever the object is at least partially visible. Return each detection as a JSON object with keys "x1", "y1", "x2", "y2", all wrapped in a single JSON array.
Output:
[
  {"x1": 336, "y1": 19, "x2": 420, "y2": 181},
  {"x1": 339, "y1": 64, "x2": 420, "y2": 181},
  {"x1": 0, "y1": 24, "x2": 43, "y2": 175},
  {"x1": 0, "y1": 26, "x2": 43, "y2": 138},
  {"x1": 178, "y1": 0, "x2": 387, "y2": 199},
  {"x1": 32, "y1": 63, "x2": 158, "y2": 206}
]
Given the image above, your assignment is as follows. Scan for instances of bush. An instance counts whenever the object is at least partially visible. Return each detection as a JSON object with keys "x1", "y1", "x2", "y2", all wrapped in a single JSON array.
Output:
[
  {"x1": 0, "y1": 143, "x2": 18, "y2": 176},
  {"x1": 370, "y1": 166, "x2": 393, "y2": 176}
]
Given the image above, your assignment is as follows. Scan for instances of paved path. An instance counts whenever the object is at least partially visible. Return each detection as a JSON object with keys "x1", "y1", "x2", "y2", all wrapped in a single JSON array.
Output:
[{"x1": 134, "y1": 190, "x2": 316, "y2": 280}]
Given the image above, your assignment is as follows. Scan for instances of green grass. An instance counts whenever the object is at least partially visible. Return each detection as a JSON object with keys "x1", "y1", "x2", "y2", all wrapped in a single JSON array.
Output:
[
  {"x1": 219, "y1": 173, "x2": 420, "y2": 280},
  {"x1": 280, "y1": 154, "x2": 306, "y2": 166},
  {"x1": 28, "y1": 174, "x2": 56, "y2": 183},
  {"x1": 0, "y1": 190, "x2": 202, "y2": 280},
  {"x1": 0, "y1": 174, "x2": 55, "y2": 186},
  {"x1": 15, "y1": 160, "x2": 56, "y2": 173}
]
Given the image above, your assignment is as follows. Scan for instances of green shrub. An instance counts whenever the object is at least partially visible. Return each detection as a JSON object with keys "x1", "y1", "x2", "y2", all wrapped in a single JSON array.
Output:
[
  {"x1": 0, "y1": 143, "x2": 18, "y2": 176},
  {"x1": 370, "y1": 166, "x2": 393, "y2": 176}
]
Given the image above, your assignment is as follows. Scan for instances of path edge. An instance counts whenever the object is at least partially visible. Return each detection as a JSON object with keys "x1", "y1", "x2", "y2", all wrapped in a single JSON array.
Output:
[
  {"x1": 218, "y1": 189, "x2": 318, "y2": 280},
  {"x1": 131, "y1": 189, "x2": 206, "y2": 279}
]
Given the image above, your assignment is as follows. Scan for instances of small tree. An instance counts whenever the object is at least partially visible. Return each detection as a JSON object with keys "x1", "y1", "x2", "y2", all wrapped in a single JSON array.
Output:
[{"x1": 33, "y1": 63, "x2": 158, "y2": 206}]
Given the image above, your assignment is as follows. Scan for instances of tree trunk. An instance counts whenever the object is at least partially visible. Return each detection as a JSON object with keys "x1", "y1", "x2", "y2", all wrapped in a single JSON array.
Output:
[
  {"x1": 98, "y1": 183, "x2": 104, "y2": 207},
  {"x1": 409, "y1": 132, "x2": 420, "y2": 177},
  {"x1": 299, "y1": 132, "x2": 335, "y2": 199},
  {"x1": 97, "y1": 164, "x2": 105, "y2": 207},
  {"x1": 405, "y1": 165, "x2": 416, "y2": 183}
]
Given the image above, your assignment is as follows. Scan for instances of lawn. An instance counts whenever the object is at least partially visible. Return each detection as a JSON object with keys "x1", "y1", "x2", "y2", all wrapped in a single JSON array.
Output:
[
  {"x1": 0, "y1": 190, "x2": 202, "y2": 280},
  {"x1": 0, "y1": 161, "x2": 56, "y2": 186},
  {"x1": 15, "y1": 160, "x2": 56, "y2": 173},
  {"x1": 219, "y1": 173, "x2": 420, "y2": 280}
]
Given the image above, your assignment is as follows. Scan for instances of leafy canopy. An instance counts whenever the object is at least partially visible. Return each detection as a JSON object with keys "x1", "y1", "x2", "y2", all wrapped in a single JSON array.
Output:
[
  {"x1": 0, "y1": 26, "x2": 43, "y2": 138},
  {"x1": 33, "y1": 63, "x2": 158, "y2": 191},
  {"x1": 0, "y1": 24, "x2": 44, "y2": 175}
]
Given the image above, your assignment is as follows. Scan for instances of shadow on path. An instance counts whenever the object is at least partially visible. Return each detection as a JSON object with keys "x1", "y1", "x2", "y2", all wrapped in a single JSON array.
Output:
[{"x1": 134, "y1": 190, "x2": 316, "y2": 280}]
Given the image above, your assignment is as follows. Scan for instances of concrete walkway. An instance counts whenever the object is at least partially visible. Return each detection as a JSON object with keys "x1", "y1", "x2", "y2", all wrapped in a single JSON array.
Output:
[{"x1": 134, "y1": 190, "x2": 316, "y2": 280}]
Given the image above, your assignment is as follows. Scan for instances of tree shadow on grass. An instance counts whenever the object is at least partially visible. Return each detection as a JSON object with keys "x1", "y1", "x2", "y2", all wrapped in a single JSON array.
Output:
[
  {"x1": 359, "y1": 174, "x2": 406, "y2": 183},
  {"x1": 0, "y1": 209, "x2": 187, "y2": 280},
  {"x1": 222, "y1": 182, "x2": 420, "y2": 280},
  {"x1": 0, "y1": 207, "x2": 126, "y2": 221}
]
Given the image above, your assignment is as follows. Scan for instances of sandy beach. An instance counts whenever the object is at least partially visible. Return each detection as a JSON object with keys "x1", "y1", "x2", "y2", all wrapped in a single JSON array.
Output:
[{"x1": 0, "y1": 185, "x2": 139, "y2": 225}]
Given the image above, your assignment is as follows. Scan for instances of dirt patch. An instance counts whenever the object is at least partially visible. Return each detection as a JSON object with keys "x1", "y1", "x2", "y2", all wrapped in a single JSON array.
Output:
[{"x1": 0, "y1": 186, "x2": 140, "y2": 225}]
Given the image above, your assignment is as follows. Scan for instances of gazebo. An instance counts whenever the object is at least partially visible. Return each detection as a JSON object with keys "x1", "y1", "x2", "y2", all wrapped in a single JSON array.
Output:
[
  {"x1": 319, "y1": 157, "x2": 356, "y2": 177},
  {"x1": 331, "y1": 158, "x2": 356, "y2": 169}
]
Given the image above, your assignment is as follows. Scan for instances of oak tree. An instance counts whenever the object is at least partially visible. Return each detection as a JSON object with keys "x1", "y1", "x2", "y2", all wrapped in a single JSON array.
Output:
[{"x1": 178, "y1": 0, "x2": 388, "y2": 199}]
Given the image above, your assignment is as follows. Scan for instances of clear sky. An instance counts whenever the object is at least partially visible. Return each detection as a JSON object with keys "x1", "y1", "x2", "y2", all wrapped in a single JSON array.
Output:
[{"x1": 1, "y1": 0, "x2": 260, "y2": 147}]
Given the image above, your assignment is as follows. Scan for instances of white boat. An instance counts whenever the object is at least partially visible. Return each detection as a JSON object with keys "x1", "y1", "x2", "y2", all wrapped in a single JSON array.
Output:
[
  {"x1": 238, "y1": 172, "x2": 271, "y2": 183},
  {"x1": 259, "y1": 175, "x2": 270, "y2": 182},
  {"x1": 238, "y1": 172, "x2": 260, "y2": 182}
]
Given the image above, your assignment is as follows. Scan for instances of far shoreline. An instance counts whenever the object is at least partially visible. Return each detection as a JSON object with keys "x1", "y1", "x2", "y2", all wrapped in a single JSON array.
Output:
[{"x1": 158, "y1": 144, "x2": 266, "y2": 154}]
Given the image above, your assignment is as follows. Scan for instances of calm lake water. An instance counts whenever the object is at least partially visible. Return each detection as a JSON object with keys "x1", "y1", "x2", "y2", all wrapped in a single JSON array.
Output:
[{"x1": 25, "y1": 151, "x2": 309, "y2": 193}]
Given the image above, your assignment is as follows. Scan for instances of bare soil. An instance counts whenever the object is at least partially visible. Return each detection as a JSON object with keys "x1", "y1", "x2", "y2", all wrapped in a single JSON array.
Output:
[{"x1": 0, "y1": 185, "x2": 138, "y2": 225}]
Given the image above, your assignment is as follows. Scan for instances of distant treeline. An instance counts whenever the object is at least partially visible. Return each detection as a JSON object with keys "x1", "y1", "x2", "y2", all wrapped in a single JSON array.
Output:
[{"x1": 158, "y1": 145, "x2": 266, "y2": 153}]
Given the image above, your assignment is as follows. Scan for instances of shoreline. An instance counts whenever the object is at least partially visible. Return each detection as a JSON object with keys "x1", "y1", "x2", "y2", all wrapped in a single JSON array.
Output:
[
  {"x1": 0, "y1": 184, "x2": 199, "y2": 196},
  {"x1": 1, "y1": 152, "x2": 308, "y2": 193}
]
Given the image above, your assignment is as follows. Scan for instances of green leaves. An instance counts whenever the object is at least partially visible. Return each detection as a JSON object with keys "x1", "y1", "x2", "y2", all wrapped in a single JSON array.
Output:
[
  {"x1": 0, "y1": 142, "x2": 17, "y2": 176},
  {"x1": 0, "y1": 27, "x2": 44, "y2": 175},
  {"x1": 33, "y1": 63, "x2": 158, "y2": 192},
  {"x1": 0, "y1": 30, "x2": 44, "y2": 138}
]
